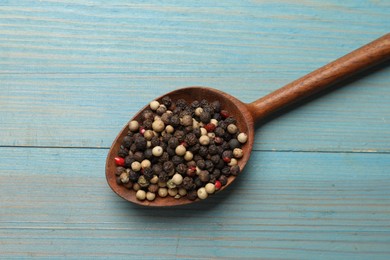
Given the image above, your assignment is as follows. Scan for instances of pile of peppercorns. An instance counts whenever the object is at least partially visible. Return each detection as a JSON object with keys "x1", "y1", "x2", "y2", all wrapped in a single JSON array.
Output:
[{"x1": 114, "y1": 96, "x2": 248, "y2": 202}]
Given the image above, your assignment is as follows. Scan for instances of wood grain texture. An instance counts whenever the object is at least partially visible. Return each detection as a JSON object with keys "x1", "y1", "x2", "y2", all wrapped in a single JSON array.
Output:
[
  {"x1": 0, "y1": 0, "x2": 389, "y2": 259},
  {"x1": 1, "y1": 147, "x2": 390, "y2": 258}
]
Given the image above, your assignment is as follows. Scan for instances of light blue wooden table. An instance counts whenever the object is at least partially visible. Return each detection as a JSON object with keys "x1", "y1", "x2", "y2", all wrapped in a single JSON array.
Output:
[{"x1": 1, "y1": 1, "x2": 389, "y2": 259}]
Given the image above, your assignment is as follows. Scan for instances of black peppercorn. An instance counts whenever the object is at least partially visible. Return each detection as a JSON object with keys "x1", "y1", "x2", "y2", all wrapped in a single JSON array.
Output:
[
  {"x1": 134, "y1": 136, "x2": 147, "y2": 151},
  {"x1": 143, "y1": 119, "x2": 153, "y2": 130},
  {"x1": 168, "y1": 137, "x2": 179, "y2": 149},
  {"x1": 129, "y1": 170, "x2": 140, "y2": 182},
  {"x1": 173, "y1": 130, "x2": 185, "y2": 142},
  {"x1": 170, "y1": 114, "x2": 180, "y2": 127},
  {"x1": 228, "y1": 139, "x2": 241, "y2": 150},
  {"x1": 115, "y1": 166, "x2": 125, "y2": 176},
  {"x1": 189, "y1": 143, "x2": 200, "y2": 154},
  {"x1": 193, "y1": 127, "x2": 201, "y2": 138},
  {"x1": 176, "y1": 163, "x2": 187, "y2": 174},
  {"x1": 158, "y1": 152, "x2": 169, "y2": 163},
  {"x1": 143, "y1": 168, "x2": 153, "y2": 180},
  {"x1": 142, "y1": 109, "x2": 154, "y2": 120},
  {"x1": 161, "y1": 113, "x2": 171, "y2": 125},
  {"x1": 133, "y1": 151, "x2": 144, "y2": 162},
  {"x1": 163, "y1": 161, "x2": 175, "y2": 173},
  {"x1": 118, "y1": 147, "x2": 129, "y2": 158},
  {"x1": 214, "y1": 127, "x2": 225, "y2": 137},
  {"x1": 199, "y1": 111, "x2": 211, "y2": 124},
  {"x1": 199, "y1": 146, "x2": 208, "y2": 157},
  {"x1": 143, "y1": 148, "x2": 153, "y2": 159},
  {"x1": 218, "y1": 121, "x2": 229, "y2": 130},
  {"x1": 222, "y1": 150, "x2": 233, "y2": 159},
  {"x1": 230, "y1": 165, "x2": 240, "y2": 176},
  {"x1": 204, "y1": 160, "x2": 214, "y2": 171},
  {"x1": 122, "y1": 136, "x2": 133, "y2": 149},
  {"x1": 211, "y1": 100, "x2": 221, "y2": 112},
  {"x1": 218, "y1": 175, "x2": 228, "y2": 186},
  {"x1": 152, "y1": 163, "x2": 163, "y2": 174},
  {"x1": 156, "y1": 105, "x2": 167, "y2": 115},
  {"x1": 187, "y1": 190, "x2": 198, "y2": 200},
  {"x1": 196, "y1": 159, "x2": 206, "y2": 169},
  {"x1": 208, "y1": 144, "x2": 218, "y2": 155},
  {"x1": 194, "y1": 177, "x2": 203, "y2": 188},
  {"x1": 221, "y1": 166, "x2": 231, "y2": 176},
  {"x1": 161, "y1": 96, "x2": 172, "y2": 108},
  {"x1": 171, "y1": 155, "x2": 184, "y2": 165},
  {"x1": 129, "y1": 143, "x2": 137, "y2": 153},
  {"x1": 182, "y1": 177, "x2": 195, "y2": 190},
  {"x1": 166, "y1": 146, "x2": 175, "y2": 157},
  {"x1": 200, "y1": 99, "x2": 209, "y2": 107},
  {"x1": 210, "y1": 154, "x2": 220, "y2": 165},
  {"x1": 215, "y1": 158, "x2": 225, "y2": 169},
  {"x1": 223, "y1": 132, "x2": 232, "y2": 141},
  {"x1": 176, "y1": 99, "x2": 187, "y2": 109},
  {"x1": 225, "y1": 117, "x2": 236, "y2": 124},
  {"x1": 158, "y1": 171, "x2": 169, "y2": 182},
  {"x1": 185, "y1": 133, "x2": 198, "y2": 146},
  {"x1": 162, "y1": 133, "x2": 172, "y2": 143},
  {"x1": 116, "y1": 176, "x2": 122, "y2": 185}
]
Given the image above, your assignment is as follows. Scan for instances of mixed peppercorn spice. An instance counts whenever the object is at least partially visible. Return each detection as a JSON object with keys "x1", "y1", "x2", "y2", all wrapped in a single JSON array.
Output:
[{"x1": 114, "y1": 96, "x2": 248, "y2": 202}]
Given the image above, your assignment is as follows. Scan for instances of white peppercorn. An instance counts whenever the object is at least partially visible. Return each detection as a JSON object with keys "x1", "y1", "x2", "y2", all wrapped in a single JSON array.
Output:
[
  {"x1": 199, "y1": 135, "x2": 210, "y2": 146},
  {"x1": 158, "y1": 187, "x2": 168, "y2": 197},
  {"x1": 146, "y1": 192, "x2": 156, "y2": 201},
  {"x1": 227, "y1": 124, "x2": 238, "y2": 134},
  {"x1": 172, "y1": 173, "x2": 183, "y2": 185},
  {"x1": 233, "y1": 148, "x2": 243, "y2": 159},
  {"x1": 205, "y1": 183, "x2": 216, "y2": 194},
  {"x1": 141, "y1": 159, "x2": 151, "y2": 169},
  {"x1": 136, "y1": 190, "x2": 146, "y2": 200},
  {"x1": 228, "y1": 158, "x2": 238, "y2": 166},
  {"x1": 195, "y1": 107, "x2": 203, "y2": 116},
  {"x1": 152, "y1": 120, "x2": 165, "y2": 132},
  {"x1": 178, "y1": 188, "x2": 187, "y2": 196},
  {"x1": 152, "y1": 146, "x2": 163, "y2": 157},
  {"x1": 210, "y1": 119, "x2": 218, "y2": 126},
  {"x1": 200, "y1": 127, "x2": 207, "y2": 136},
  {"x1": 197, "y1": 187, "x2": 208, "y2": 200},
  {"x1": 143, "y1": 130, "x2": 154, "y2": 140},
  {"x1": 168, "y1": 188, "x2": 178, "y2": 197},
  {"x1": 132, "y1": 183, "x2": 141, "y2": 191},
  {"x1": 165, "y1": 125, "x2": 174, "y2": 134},
  {"x1": 237, "y1": 132, "x2": 248, "y2": 144},
  {"x1": 175, "y1": 144, "x2": 187, "y2": 156},
  {"x1": 150, "y1": 175, "x2": 159, "y2": 184},
  {"x1": 128, "y1": 120, "x2": 139, "y2": 132},
  {"x1": 184, "y1": 151, "x2": 193, "y2": 161},
  {"x1": 149, "y1": 100, "x2": 160, "y2": 111},
  {"x1": 131, "y1": 161, "x2": 141, "y2": 172},
  {"x1": 181, "y1": 115, "x2": 193, "y2": 126}
]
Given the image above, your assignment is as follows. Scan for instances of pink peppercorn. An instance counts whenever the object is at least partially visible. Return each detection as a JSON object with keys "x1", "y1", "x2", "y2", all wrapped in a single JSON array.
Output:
[
  {"x1": 114, "y1": 157, "x2": 125, "y2": 166},
  {"x1": 214, "y1": 180, "x2": 222, "y2": 190}
]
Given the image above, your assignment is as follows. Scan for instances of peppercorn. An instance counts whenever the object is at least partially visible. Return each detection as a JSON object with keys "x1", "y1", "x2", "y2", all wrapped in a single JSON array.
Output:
[
  {"x1": 200, "y1": 127, "x2": 207, "y2": 136},
  {"x1": 115, "y1": 166, "x2": 126, "y2": 176},
  {"x1": 133, "y1": 151, "x2": 144, "y2": 162},
  {"x1": 152, "y1": 120, "x2": 165, "y2": 132},
  {"x1": 187, "y1": 190, "x2": 198, "y2": 200},
  {"x1": 162, "y1": 161, "x2": 174, "y2": 173},
  {"x1": 143, "y1": 168, "x2": 154, "y2": 180},
  {"x1": 197, "y1": 187, "x2": 208, "y2": 200},
  {"x1": 129, "y1": 170, "x2": 140, "y2": 182},
  {"x1": 181, "y1": 114, "x2": 193, "y2": 126},
  {"x1": 199, "y1": 111, "x2": 211, "y2": 124},
  {"x1": 189, "y1": 143, "x2": 200, "y2": 154},
  {"x1": 137, "y1": 175, "x2": 149, "y2": 188},
  {"x1": 118, "y1": 146, "x2": 128, "y2": 157},
  {"x1": 205, "y1": 183, "x2": 216, "y2": 194},
  {"x1": 222, "y1": 150, "x2": 233, "y2": 159},
  {"x1": 214, "y1": 136, "x2": 223, "y2": 145},
  {"x1": 158, "y1": 151, "x2": 169, "y2": 163},
  {"x1": 182, "y1": 176, "x2": 195, "y2": 190},
  {"x1": 161, "y1": 96, "x2": 172, "y2": 108},
  {"x1": 198, "y1": 170, "x2": 210, "y2": 182},
  {"x1": 152, "y1": 163, "x2": 163, "y2": 175},
  {"x1": 122, "y1": 135, "x2": 133, "y2": 149},
  {"x1": 150, "y1": 100, "x2": 160, "y2": 111},
  {"x1": 167, "y1": 137, "x2": 179, "y2": 149},
  {"x1": 171, "y1": 155, "x2": 184, "y2": 166},
  {"x1": 143, "y1": 130, "x2": 154, "y2": 141},
  {"x1": 158, "y1": 187, "x2": 168, "y2": 197},
  {"x1": 150, "y1": 175, "x2": 159, "y2": 184},
  {"x1": 230, "y1": 165, "x2": 240, "y2": 176},
  {"x1": 148, "y1": 184, "x2": 159, "y2": 193},
  {"x1": 144, "y1": 148, "x2": 153, "y2": 159},
  {"x1": 208, "y1": 144, "x2": 218, "y2": 155},
  {"x1": 214, "y1": 180, "x2": 222, "y2": 190},
  {"x1": 186, "y1": 166, "x2": 196, "y2": 177},
  {"x1": 152, "y1": 146, "x2": 163, "y2": 157},
  {"x1": 192, "y1": 127, "x2": 201, "y2": 138},
  {"x1": 178, "y1": 188, "x2": 187, "y2": 196},
  {"x1": 225, "y1": 117, "x2": 236, "y2": 124},
  {"x1": 211, "y1": 100, "x2": 221, "y2": 112},
  {"x1": 215, "y1": 158, "x2": 225, "y2": 170},
  {"x1": 229, "y1": 139, "x2": 241, "y2": 150},
  {"x1": 128, "y1": 120, "x2": 139, "y2": 132},
  {"x1": 146, "y1": 192, "x2": 156, "y2": 201},
  {"x1": 173, "y1": 130, "x2": 185, "y2": 142},
  {"x1": 134, "y1": 136, "x2": 147, "y2": 151},
  {"x1": 204, "y1": 160, "x2": 214, "y2": 171},
  {"x1": 175, "y1": 144, "x2": 187, "y2": 156},
  {"x1": 169, "y1": 114, "x2": 180, "y2": 127},
  {"x1": 142, "y1": 109, "x2": 154, "y2": 120},
  {"x1": 136, "y1": 190, "x2": 146, "y2": 201},
  {"x1": 210, "y1": 154, "x2": 220, "y2": 165},
  {"x1": 176, "y1": 163, "x2": 187, "y2": 174},
  {"x1": 221, "y1": 166, "x2": 231, "y2": 176},
  {"x1": 218, "y1": 120, "x2": 229, "y2": 130},
  {"x1": 220, "y1": 110, "x2": 229, "y2": 119},
  {"x1": 156, "y1": 105, "x2": 167, "y2": 115},
  {"x1": 198, "y1": 146, "x2": 208, "y2": 157},
  {"x1": 199, "y1": 135, "x2": 210, "y2": 146},
  {"x1": 158, "y1": 171, "x2": 169, "y2": 182},
  {"x1": 166, "y1": 146, "x2": 175, "y2": 157},
  {"x1": 168, "y1": 188, "x2": 178, "y2": 197},
  {"x1": 233, "y1": 148, "x2": 243, "y2": 158},
  {"x1": 172, "y1": 173, "x2": 183, "y2": 185},
  {"x1": 218, "y1": 175, "x2": 228, "y2": 186},
  {"x1": 124, "y1": 156, "x2": 135, "y2": 168},
  {"x1": 184, "y1": 151, "x2": 193, "y2": 161},
  {"x1": 119, "y1": 172, "x2": 130, "y2": 184},
  {"x1": 237, "y1": 132, "x2": 248, "y2": 144},
  {"x1": 227, "y1": 124, "x2": 238, "y2": 134},
  {"x1": 196, "y1": 159, "x2": 206, "y2": 170}
]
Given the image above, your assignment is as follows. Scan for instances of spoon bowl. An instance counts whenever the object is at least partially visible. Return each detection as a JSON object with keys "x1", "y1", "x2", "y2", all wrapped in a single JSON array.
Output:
[
  {"x1": 106, "y1": 87, "x2": 255, "y2": 206},
  {"x1": 106, "y1": 33, "x2": 389, "y2": 207}
]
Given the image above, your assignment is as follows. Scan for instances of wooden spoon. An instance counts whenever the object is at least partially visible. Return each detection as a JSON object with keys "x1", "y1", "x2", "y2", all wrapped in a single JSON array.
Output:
[{"x1": 106, "y1": 33, "x2": 390, "y2": 207}]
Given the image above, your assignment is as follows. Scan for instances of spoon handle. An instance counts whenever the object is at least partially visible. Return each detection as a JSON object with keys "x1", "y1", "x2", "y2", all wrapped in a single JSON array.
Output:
[{"x1": 248, "y1": 33, "x2": 390, "y2": 122}]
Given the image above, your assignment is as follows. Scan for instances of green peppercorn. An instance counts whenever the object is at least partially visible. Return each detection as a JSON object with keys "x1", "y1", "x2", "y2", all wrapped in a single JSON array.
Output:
[{"x1": 137, "y1": 175, "x2": 149, "y2": 188}]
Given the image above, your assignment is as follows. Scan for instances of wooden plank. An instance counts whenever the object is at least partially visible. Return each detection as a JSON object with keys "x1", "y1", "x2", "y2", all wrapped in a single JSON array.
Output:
[
  {"x1": 1, "y1": 72, "x2": 389, "y2": 152},
  {"x1": 1, "y1": 147, "x2": 389, "y2": 258}
]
